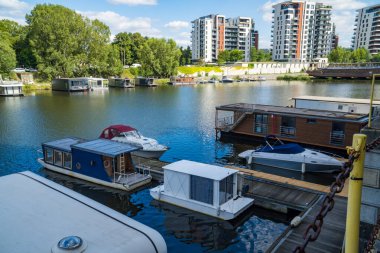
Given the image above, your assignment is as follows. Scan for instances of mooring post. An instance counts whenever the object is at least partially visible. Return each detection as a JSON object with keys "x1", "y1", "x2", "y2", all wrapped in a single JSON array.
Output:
[{"x1": 345, "y1": 133, "x2": 367, "y2": 253}]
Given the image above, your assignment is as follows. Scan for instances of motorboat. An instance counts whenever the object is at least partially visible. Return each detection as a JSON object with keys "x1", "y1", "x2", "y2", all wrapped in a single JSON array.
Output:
[
  {"x1": 38, "y1": 137, "x2": 152, "y2": 191},
  {"x1": 100, "y1": 125, "x2": 168, "y2": 159},
  {"x1": 258, "y1": 76, "x2": 266, "y2": 81},
  {"x1": 221, "y1": 76, "x2": 234, "y2": 83},
  {"x1": 150, "y1": 160, "x2": 254, "y2": 220},
  {"x1": 208, "y1": 78, "x2": 219, "y2": 84},
  {"x1": 238, "y1": 135, "x2": 343, "y2": 173}
]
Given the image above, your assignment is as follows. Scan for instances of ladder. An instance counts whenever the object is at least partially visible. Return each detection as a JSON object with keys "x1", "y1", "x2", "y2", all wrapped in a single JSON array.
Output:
[{"x1": 119, "y1": 153, "x2": 125, "y2": 174}]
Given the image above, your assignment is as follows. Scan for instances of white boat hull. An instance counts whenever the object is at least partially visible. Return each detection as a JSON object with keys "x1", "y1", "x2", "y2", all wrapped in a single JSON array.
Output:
[
  {"x1": 37, "y1": 158, "x2": 151, "y2": 191},
  {"x1": 239, "y1": 149, "x2": 342, "y2": 173},
  {"x1": 150, "y1": 185, "x2": 254, "y2": 220},
  {"x1": 132, "y1": 149, "x2": 167, "y2": 159}
]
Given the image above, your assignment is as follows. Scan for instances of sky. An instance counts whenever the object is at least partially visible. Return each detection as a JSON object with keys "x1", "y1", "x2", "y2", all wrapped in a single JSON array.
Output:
[{"x1": 0, "y1": 0, "x2": 379, "y2": 49}]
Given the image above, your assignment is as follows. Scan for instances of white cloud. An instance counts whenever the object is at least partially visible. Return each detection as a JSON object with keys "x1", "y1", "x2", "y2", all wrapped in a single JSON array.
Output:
[
  {"x1": 174, "y1": 39, "x2": 191, "y2": 47},
  {"x1": 79, "y1": 11, "x2": 161, "y2": 37},
  {"x1": 164, "y1": 21, "x2": 189, "y2": 30},
  {"x1": 0, "y1": 0, "x2": 29, "y2": 24},
  {"x1": 107, "y1": 0, "x2": 157, "y2": 5}
]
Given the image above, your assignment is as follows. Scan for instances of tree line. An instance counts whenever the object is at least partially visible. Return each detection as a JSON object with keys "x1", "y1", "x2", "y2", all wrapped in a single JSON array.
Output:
[
  {"x1": 328, "y1": 47, "x2": 380, "y2": 63},
  {"x1": 217, "y1": 48, "x2": 271, "y2": 65},
  {"x1": 0, "y1": 4, "x2": 191, "y2": 80}
]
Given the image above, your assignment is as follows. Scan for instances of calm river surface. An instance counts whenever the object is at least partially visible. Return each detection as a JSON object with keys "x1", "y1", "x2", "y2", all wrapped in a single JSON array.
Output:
[{"x1": 0, "y1": 80, "x2": 376, "y2": 252}]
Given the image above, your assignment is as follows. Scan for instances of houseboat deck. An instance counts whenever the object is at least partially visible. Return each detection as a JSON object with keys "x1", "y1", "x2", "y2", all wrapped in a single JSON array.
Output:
[{"x1": 216, "y1": 103, "x2": 368, "y2": 121}]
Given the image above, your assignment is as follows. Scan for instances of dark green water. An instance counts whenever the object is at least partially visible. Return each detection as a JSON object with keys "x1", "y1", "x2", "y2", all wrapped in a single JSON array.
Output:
[{"x1": 0, "y1": 80, "x2": 375, "y2": 252}]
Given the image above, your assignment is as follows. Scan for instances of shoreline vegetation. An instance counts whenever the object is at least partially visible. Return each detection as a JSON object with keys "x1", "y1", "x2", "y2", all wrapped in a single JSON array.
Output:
[{"x1": 276, "y1": 74, "x2": 311, "y2": 81}]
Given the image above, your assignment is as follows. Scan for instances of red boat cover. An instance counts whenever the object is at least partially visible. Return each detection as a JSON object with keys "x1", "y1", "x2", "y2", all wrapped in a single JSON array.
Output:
[{"x1": 99, "y1": 125, "x2": 136, "y2": 139}]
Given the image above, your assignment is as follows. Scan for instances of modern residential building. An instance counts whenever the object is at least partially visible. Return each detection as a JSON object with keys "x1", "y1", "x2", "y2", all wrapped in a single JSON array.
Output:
[
  {"x1": 191, "y1": 14, "x2": 258, "y2": 63},
  {"x1": 271, "y1": 1, "x2": 335, "y2": 62},
  {"x1": 352, "y1": 4, "x2": 380, "y2": 55}
]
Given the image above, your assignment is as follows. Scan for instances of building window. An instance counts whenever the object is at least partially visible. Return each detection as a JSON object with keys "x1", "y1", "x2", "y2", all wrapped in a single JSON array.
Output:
[{"x1": 190, "y1": 175, "x2": 214, "y2": 205}]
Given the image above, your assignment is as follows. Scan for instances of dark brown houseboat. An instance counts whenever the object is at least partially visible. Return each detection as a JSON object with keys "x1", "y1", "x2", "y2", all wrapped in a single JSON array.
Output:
[
  {"x1": 307, "y1": 63, "x2": 380, "y2": 79},
  {"x1": 215, "y1": 103, "x2": 369, "y2": 151}
]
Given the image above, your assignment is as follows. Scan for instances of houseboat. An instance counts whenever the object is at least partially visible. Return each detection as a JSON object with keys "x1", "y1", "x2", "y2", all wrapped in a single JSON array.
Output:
[
  {"x1": 108, "y1": 77, "x2": 134, "y2": 88},
  {"x1": 135, "y1": 77, "x2": 156, "y2": 87},
  {"x1": 306, "y1": 62, "x2": 380, "y2": 79},
  {"x1": 0, "y1": 171, "x2": 166, "y2": 253},
  {"x1": 37, "y1": 137, "x2": 152, "y2": 191},
  {"x1": 52, "y1": 78, "x2": 90, "y2": 92},
  {"x1": 215, "y1": 103, "x2": 369, "y2": 152},
  {"x1": 150, "y1": 160, "x2": 254, "y2": 220},
  {"x1": 169, "y1": 76, "x2": 196, "y2": 85},
  {"x1": 88, "y1": 77, "x2": 108, "y2": 90},
  {"x1": 0, "y1": 80, "x2": 23, "y2": 96}
]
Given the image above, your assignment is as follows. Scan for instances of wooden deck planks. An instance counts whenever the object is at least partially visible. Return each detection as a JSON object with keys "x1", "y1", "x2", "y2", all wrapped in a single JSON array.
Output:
[{"x1": 269, "y1": 196, "x2": 347, "y2": 253}]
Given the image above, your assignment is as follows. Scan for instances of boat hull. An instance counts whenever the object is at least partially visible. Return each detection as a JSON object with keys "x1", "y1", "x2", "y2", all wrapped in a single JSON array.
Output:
[
  {"x1": 250, "y1": 157, "x2": 341, "y2": 173},
  {"x1": 132, "y1": 149, "x2": 167, "y2": 159},
  {"x1": 150, "y1": 186, "x2": 254, "y2": 221},
  {"x1": 37, "y1": 158, "x2": 151, "y2": 191}
]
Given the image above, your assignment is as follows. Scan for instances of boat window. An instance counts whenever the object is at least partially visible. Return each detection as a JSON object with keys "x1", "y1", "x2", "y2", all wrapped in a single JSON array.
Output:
[
  {"x1": 63, "y1": 152, "x2": 72, "y2": 169},
  {"x1": 219, "y1": 174, "x2": 234, "y2": 205},
  {"x1": 190, "y1": 175, "x2": 214, "y2": 205},
  {"x1": 54, "y1": 150, "x2": 63, "y2": 167},
  {"x1": 254, "y1": 114, "x2": 268, "y2": 133},
  {"x1": 45, "y1": 148, "x2": 53, "y2": 164},
  {"x1": 306, "y1": 118, "x2": 316, "y2": 124},
  {"x1": 280, "y1": 116, "x2": 296, "y2": 137}
]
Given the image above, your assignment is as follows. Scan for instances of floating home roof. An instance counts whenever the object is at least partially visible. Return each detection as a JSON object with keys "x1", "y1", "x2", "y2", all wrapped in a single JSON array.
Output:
[
  {"x1": 292, "y1": 96, "x2": 380, "y2": 105},
  {"x1": 0, "y1": 171, "x2": 166, "y2": 253},
  {"x1": 72, "y1": 139, "x2": 139, "y2": 157},
  {"x1": 216, "y1": 103, "x2": 368, "y2": 122},
  {"x1": 43, "y1": 137, "x2": 84, "y2": 152},
  {"x1": 163, "y1": 160, "x2": 237, "y2": 181}
]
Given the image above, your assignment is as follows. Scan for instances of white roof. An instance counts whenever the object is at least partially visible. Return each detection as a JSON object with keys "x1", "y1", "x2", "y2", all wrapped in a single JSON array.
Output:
[
  {"x1": 292, "y1": 96, "x2": 380, "y2": 105},
  {"x1": 163, "y1": 160, "x2": 237, "y2": 181},
  {"x1": 0, "y1": 172, "x2": 166, "y2": 253}
]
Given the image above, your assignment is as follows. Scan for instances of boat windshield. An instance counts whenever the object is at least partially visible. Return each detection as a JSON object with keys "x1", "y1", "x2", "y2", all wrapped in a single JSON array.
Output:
[{"x1": 121, "y1": 130, "x2": 141, "y2": 138}]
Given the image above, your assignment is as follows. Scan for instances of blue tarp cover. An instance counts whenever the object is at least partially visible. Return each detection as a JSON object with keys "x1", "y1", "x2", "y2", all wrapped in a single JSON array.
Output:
[{"x1": 257, "y1": 143, "x2": 305, "y2": 154}]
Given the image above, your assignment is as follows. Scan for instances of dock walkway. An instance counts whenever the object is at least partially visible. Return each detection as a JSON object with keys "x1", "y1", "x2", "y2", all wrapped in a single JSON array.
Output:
[{"x1": 132, "y1": 156, "x2": 347, "y2": 252}]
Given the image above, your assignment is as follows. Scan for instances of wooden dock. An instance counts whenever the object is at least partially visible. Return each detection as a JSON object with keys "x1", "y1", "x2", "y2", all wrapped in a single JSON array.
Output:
[{"x1": 132, "y1": 156, "x2": 347, "y2": 252}]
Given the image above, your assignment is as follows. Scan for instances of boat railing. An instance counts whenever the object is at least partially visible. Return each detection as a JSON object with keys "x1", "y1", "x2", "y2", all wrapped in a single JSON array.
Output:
[
  {"x1": 216, "y1": 116, "x2": 234, "y2": 129},
  {"x1": 280, "y1": 126, "x2": 296, "y2": 137},
  {"x1": 330, "y1": 131, "x2": 345, "y2": 146},
  {"x1": 135, "y1": 164, "x2": 151, "y2": 177}
]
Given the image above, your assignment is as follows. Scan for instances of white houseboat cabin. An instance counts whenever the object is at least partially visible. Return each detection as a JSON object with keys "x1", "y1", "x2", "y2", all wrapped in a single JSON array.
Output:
[
  {"x1": 0, "y1": 81, "x2": 23, "y2": 96},
  {"x1": 150, "y1": 160, "x2": 254, "y2": 220}
]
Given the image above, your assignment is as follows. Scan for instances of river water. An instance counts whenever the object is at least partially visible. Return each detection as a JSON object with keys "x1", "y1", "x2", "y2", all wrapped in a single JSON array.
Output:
[{"x1": 0, "y1": 80, "x2": 375, "y2": 252}]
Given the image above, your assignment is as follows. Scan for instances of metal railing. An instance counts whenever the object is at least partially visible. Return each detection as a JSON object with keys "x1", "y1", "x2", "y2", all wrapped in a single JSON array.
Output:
[
  {"x1": 216, "y1": 116, "x2": 234, "y2": 128},
  {"x1": 254, "y1": 122, "x2": 268, "y2": 134},
  {"x1": 114, "y1": 165, "x2": 151, "y2": 183},
  {"x1": 330, "y1": 131, "x2": 345, "y2": 146},
  {"x1": 280, "y1": 126, "x2": 296, "y2": 137}
]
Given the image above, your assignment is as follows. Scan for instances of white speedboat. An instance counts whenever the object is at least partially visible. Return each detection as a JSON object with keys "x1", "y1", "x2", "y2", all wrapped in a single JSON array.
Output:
[
  {"x1": 100, "y1": 125, "x2": 168, "y2": 159},
  {"x1": 221, "y1": 76, "x2": 234, "y2": 83},
  {"x1": 150, "y1": 160, "x2": 254, "y2": 220},
  {"x1": 238, "y1": 135, "x2": 342, "y2": 173}
]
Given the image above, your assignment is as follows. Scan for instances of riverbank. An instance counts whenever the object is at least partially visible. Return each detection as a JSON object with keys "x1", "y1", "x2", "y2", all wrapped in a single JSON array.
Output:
[{"x1": 23, "y1": 83, "x2": 51, "y2": 91}]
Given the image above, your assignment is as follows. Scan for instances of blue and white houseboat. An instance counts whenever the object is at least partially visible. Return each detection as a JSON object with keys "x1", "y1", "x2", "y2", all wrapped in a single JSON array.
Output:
[
  {"x1": 150, "y1": 160, "x2": 254, "y2": 220},
  {"x1": 38, "y1": 138, "x2": 152, "y2": 191}
]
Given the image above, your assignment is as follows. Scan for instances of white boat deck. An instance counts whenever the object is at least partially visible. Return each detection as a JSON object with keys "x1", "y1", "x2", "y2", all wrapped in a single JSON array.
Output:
[
  {"x1": 220, "y1": 196, "x2": 255, "y2": 214},
  {"x1": 115, "y1": 173, "x2": 151, "y2": 186},
  {"x1": 0, "y1": 171, "x2": 166, "y2": 253}
]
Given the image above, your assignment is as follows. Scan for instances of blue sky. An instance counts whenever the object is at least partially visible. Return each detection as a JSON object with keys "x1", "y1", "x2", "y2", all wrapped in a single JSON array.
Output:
[{"x1": 1, "y1": 0, "x2": 379, "y2": 49}]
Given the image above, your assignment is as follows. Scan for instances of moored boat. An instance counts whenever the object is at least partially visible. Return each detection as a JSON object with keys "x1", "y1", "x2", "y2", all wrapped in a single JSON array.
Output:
[
  {"x1": 38, "y1": 137, "x2": 152, "y2": 191},
  {"x1": 208, "y1": 78, "x2": 219, "y2": 84},
  {"x1": 150, "y1": 160, "x2": 254, "y2": 220},
  {"x1": 238, "y1": 135, "x2": 343, "y2": 173},
  {"x1": 221, "y1": 76, "x2": 234, "y2": 83},
  {"x1": 0, "y1": 171, "x2": 166, "y2": 253},
  {"x1": 100, "y1": 125, "x2": 168, "y2": 159}
]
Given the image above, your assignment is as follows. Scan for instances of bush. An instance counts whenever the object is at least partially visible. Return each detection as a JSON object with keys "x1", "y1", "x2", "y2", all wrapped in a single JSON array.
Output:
[
  {"x1": 276, "y1": 75, "x2": 311, "y2": 81},
  {"x1": 177, "y1": 66, "x2": 222, "y2": 75}
]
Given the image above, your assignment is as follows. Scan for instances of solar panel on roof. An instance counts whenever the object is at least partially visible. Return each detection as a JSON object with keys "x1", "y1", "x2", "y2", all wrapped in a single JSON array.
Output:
[{"x1": 72, "y1": 139, "x2": 139, "y2": 157}]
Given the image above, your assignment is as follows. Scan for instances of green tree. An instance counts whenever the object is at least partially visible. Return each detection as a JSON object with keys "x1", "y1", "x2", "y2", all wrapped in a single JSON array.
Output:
[
  {"x1": 179, "y1": 46, "x2": 192, "y2": 65},
  {"x1": 328, "y1": 47, "x2": 352, "y2": 63},
  {"x1": 250, "y1": 48, "x2": 272, "y2": 62},
  {"x1": 113, "y1": 32, "x2": 133, "y2": 66},
  {"x1": 139, "y1": 38, "x2": 181, "y2": 77},
  {"x1": 351, "y1": 48, "x2": 370, "y2": 63},
  {"x1": 217, "y1": 50, "x2": 230, "y2": 65},
  {"x1": 0, "y1": 40, "x2": 16, "y2": 74},
  {"x1": 229, "y1": 49, "x2": 243, "y2": 62},
  {"x1": 371, "y1": 53, "x2": 380, "y2": 62}
]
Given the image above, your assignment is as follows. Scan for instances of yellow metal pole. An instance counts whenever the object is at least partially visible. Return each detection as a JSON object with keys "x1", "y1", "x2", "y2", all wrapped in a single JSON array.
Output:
[
  {"x1": 345, "y1": 133, "x2": 367, "y2": 253},
  {"x1": 368, "y1": 74, "x2": 377, "y2": 128}
]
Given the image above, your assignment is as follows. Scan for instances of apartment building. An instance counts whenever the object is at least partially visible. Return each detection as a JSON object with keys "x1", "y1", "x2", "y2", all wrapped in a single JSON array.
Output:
[
  {"x1": 191, "y1": 15, "x2": 258, "y2": 63},
  {"x1": 352, "y1": 4, "x2": 380, "y2": 54},
  {"x1": 271, "y1": 1, "x2": 335, "y2": 62}
]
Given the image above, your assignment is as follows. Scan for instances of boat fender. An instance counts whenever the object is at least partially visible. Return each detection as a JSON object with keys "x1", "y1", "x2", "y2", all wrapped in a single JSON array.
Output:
[
  {"x1": 290, "y1": 216, "x2": 302, "y2": 228},
  {"x1": 103, "y1": 160, "x2": 110, "y2": 168}
]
